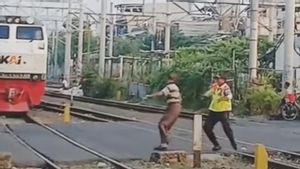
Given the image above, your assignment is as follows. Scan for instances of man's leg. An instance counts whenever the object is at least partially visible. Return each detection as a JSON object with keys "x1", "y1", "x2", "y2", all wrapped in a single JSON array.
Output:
[
  {"x1": 220, "y1": 112, "x2": 237, "y2": 150},
  {"x1": 203, "y1": 111, "x2": 221, "y2": 151},
  {"x1": 156, "y1": 103, "x2": 181, "y2": 150}
]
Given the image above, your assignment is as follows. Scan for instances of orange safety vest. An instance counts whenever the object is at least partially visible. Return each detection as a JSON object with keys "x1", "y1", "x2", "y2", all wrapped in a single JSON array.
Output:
[{"x1": 209, "y1": 83, "x2": 232, "y2": 112}]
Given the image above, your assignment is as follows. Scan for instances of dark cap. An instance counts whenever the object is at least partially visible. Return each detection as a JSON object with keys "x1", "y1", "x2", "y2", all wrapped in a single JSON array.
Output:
[
  {"x1": 213, "y1": 75, "x2": 221, "y2": 79},
  {"x1": 214, "y1": 74, "x2": 226, "y2": 81}
]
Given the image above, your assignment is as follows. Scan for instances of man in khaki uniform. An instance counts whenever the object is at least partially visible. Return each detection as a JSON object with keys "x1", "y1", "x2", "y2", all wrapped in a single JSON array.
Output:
[{"x1": 145, "y1": 73, "x2": 182, "y2": 151}]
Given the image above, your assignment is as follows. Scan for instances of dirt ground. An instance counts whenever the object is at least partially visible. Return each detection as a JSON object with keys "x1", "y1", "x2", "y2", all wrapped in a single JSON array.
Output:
[{"x1": 125, "y1": 155, "x2": 252, "y2": 169}]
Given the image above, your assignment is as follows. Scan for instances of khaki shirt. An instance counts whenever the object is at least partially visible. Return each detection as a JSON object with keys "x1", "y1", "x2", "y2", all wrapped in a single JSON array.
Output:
[{"x1": 161, "y1": 83, "x2": 182, "y2": 104}]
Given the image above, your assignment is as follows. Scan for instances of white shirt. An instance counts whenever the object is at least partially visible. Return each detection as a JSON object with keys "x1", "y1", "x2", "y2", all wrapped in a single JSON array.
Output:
[{"x1": 62, "y1": 80, "x2": 69, "y2": 88}]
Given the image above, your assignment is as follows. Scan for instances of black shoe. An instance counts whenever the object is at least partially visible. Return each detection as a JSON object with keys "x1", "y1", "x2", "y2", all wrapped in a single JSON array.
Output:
[
  {"x1": 212, "y1": 145, "x2": 222, "y2": 151},
  {"x1": 232, "y1": 143, "x2": 237, "y2": 151},
  {"x1": 153, "y1": 145, "x2": 168, "y2": 151}
]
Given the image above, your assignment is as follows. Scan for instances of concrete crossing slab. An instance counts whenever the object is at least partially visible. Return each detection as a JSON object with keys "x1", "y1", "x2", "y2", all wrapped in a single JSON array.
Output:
[{"x1": 49, "y1": 122, "x2": 228, "y2": 161}]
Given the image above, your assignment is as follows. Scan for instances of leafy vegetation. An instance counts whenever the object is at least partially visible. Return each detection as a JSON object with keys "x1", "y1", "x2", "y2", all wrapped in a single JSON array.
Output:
[
  {"x1": 82, "y1": 67, "x2": 127, "y2": 99},
  {"x1": 245, "y1": 75, "x2": 281, "y2": 117},
  {"x1": 149, "y1": 37, "x2": 275, "y2": 111}
]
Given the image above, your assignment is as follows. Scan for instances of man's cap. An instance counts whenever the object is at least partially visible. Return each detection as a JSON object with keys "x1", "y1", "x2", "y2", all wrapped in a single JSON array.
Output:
[
  {"x1": 214, "y1": 74, "x2": 226, "y2": 80},
  {"x1": 213, "y1": 75, "x2": 221, "y2": 79}
]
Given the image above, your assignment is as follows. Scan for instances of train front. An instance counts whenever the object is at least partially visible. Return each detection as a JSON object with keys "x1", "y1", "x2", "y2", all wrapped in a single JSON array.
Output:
[{"x1": 0, "y1": 16, "x2": 47, "y2": 113}]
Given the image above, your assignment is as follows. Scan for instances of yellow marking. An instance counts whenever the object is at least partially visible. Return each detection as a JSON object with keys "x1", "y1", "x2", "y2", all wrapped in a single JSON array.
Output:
[
  {"x1": 64, "y1": 103, "x2": 71, "y2": 123},
  {"x1": 255, "y1": 144, "x2": 268, "y2": 169}
]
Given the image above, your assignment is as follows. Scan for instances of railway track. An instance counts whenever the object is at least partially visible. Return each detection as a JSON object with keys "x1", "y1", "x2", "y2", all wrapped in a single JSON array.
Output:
[
  {"x1": 3, "y1": 124, "x2": 62, "y2": 169},
  {"x1": 42, "y1": 96, "x2": 300, "y2": 169},
  {"x1": 3, "y1": 110, "x2": 133, "y2": 169},
  {"x1": 45, "y1": 92, "x2": 198, "y2": 119}
]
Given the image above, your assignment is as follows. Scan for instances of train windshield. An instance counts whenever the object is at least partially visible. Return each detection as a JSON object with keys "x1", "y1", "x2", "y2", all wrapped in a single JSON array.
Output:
[
  {"x1": 0, "y1": 26, "x2": 9, "y2": 39},
  {"x1": 17, "y1": 26, "x2": 43, "y2": 40}
]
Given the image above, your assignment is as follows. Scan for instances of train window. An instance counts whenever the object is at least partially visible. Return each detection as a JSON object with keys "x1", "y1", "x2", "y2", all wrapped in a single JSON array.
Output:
[
  {"x1": 0, "y1": 26, "x2": 9, "y2": 39},
  {"x1": 16, "y1": 26, "x2": 43, "y2": 40}
]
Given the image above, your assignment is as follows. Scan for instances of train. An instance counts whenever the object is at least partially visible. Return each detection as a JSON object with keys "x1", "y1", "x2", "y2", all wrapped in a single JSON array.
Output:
[{"x1": 0, "y1": 16, "x2": 48, "y2": 113}]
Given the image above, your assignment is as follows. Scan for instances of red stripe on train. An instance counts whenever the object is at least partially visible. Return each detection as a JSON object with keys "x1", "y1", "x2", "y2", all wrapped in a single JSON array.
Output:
[{"x1": 0, "y1": 80, "x2": 45, "y2": 113}]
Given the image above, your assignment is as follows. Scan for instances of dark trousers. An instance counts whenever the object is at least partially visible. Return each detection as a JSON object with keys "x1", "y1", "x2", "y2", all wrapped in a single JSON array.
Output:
[
  {"x1": 203, "y1": 111, "x2": 236, "y2": 147},
  {"x1": 158, "y1": 103, "x2": 182, "y2": 144}
]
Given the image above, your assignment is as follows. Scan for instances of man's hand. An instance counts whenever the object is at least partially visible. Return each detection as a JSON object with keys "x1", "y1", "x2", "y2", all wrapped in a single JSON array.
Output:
[{"x1": 143, "y1": 95, "x2": 152, "y2": 100}]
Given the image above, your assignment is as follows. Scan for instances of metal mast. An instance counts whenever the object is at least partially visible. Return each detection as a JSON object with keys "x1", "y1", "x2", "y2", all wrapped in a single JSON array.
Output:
[
  {"x1": 64, "y1": 0, "x2": 72, "y2": 82},
  {"x1": 249, "y1": 0, "x2": 259, "y2": 80},
  {"x1": 77, "y1": 0, "x2": 84, "y2": 82},
  {"x1": 109, "y1": 2, "x2": 114, "y2": 58},
  {"x1": 98, "y1": 0, "x2": 107, "y2": 77},
  {"x1": 151, "y1": 0, "x2": 156, "y2": 51},
  {"x1": 165, "y1": 1, "x2": 171, "y2": 65},
  {"x1": 283, "y1": 0, "x2": 295, "y2": 86}
]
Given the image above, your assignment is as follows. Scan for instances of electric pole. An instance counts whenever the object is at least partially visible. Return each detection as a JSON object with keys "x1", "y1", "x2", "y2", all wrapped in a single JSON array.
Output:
[
  {"x1": 109, "y1": 2, "x2": 114, "y2": 58},
  {"x1": 108, "y1": 2, "x2": 114, "y2": 78},
  {"x1": 283, "y1": 0, "x2": 295, "y2": 87},
  {"x1": 268, "y1": 0, "x2": 276, "y2": 42},
  {"x1": 165, "y1": 1, "x2": 171, "y2": 65},
  {"x1": 151, "y1": 0, "x2": 156, "y2": 51},
  {"x1": 249, "y1": 0, "x2": 259, "y2": 80},
  {"x1": 54, "y1": 20, "x2": 59, "y2": 78},
  {"x1": 99, "y1": 0, "x2": 107, "y2": 77},
  {"x1": 77, "y1": 0, "x2": 84, "y2": 82},
  {"x1": 64, "y1": 0, "x2": 72, "y2": 83}
]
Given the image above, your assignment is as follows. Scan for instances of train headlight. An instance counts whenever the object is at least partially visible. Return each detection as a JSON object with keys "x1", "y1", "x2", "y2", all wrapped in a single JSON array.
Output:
[
  {"x1": 26, "y1": 17, "x2": 34, "y2": 24},
  {"x1": 6, "y1": 17, "x2": 13, "y2": 23},
  {"x1": 14, "y1": 18, "x2": 21, "y2": 23},
  {"x1": 32, "y1": 75, "x2": 39, "y2": 81}
]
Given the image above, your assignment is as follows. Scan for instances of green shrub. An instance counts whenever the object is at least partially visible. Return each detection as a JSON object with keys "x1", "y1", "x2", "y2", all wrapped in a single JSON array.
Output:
[
  {"x1": 81, "y1": 68, "x2": 126, "y2": 99},
  {"x1": 246, "y1": 85, "x2": 281, "y2": 116}
]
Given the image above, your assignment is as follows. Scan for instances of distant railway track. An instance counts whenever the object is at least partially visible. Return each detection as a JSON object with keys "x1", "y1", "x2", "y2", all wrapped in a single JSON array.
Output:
[
  {"x1": 42, "y1": 96, "x2": 300, "y2": 169},
  {"x1": 45, "y1": 91, "x2": 203, "y2": 119}
]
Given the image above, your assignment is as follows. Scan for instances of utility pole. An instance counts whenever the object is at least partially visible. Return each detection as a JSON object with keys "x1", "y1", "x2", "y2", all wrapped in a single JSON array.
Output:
[
  {"x1": 108, "y1": 2, "x2": 114, "y2": 78},
  {"x1": 249, "y1": 0, "x2": 259, "y2": 81},
  {"x1": 77, "y1": 0, "x2": 84, "y2": 82},
  {"x1": 109, "y1": 2, "x2": 114, "y2": 58},
  {"x1": 54, "y1": 20, "x2": 59, "y2": 78},
  {"x1": 151, "y1": 0, "x2": 156, "y2": 51},
  {"x1": 51, "y1": 29, "x2": 55, "y2": 77},
  {"x1": 283, "y1": 0, "x2": 295, "y2": 87},
  {"x1": 98, "y1": 0, "x2": 107, "y2": 77},
  {"x1": 165, "y1": 1, "x2": 171, "y2": 65},
  {"x1": 64, "y1": 0, "x2": 72, "y2": 83},
  {"x1": 268, "y1": 0, "x2": 276, "y2": 42}
]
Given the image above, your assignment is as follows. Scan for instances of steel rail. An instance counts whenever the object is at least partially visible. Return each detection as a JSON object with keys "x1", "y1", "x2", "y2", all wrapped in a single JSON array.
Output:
[
  {"x1": 3, "y1": 124, "x2": 62, "y2": 169},
  {"x1": 43, "y1": 93, "x2": 300, "y2": 169},
  {"x1": 26, "y1": 114, "x2": 133, "y2": 169},
  {"x1": 45, "y1": 92, "x2": 202, "y2": 119}
]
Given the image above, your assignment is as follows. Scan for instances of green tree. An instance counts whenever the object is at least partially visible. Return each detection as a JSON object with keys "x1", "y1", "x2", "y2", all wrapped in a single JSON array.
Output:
[{"x1": 149, "y1": 37, "x2": 274, "y2": 110}]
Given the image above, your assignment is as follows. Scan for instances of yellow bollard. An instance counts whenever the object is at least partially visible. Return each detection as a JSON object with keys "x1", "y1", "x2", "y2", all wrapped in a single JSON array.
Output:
[
  {"x1": 255, "y1": 144, "x2": 268, "y2": 169},
  {"x1": 64, "y1": 103, "x2": 71, "y2": 123}
]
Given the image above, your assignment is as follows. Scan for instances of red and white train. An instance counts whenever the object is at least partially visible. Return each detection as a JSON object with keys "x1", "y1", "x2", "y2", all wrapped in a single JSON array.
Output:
[{"x1": 0, "y1": 16, "x2": 47, "y2": 113}]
